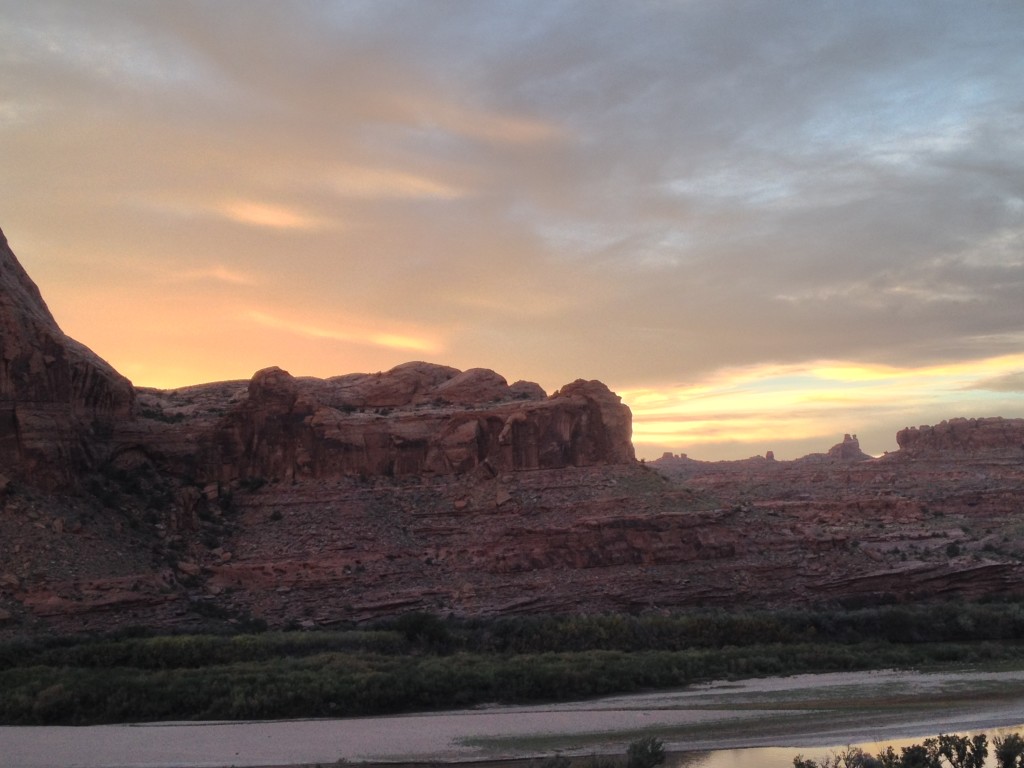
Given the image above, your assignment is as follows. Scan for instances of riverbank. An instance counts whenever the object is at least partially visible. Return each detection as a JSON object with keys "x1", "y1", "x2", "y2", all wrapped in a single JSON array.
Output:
[{"x1": 5, "y1": 667, "x2": 1024, "y2": 768}]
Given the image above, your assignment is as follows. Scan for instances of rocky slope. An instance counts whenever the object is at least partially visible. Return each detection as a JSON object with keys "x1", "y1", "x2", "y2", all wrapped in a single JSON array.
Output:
[
  {"x1": 0, "y1": 227, "x2": 134, "y2": 491},
  {"x1": 1, "y1": 229, "x2": 1023, "y2": 634}
]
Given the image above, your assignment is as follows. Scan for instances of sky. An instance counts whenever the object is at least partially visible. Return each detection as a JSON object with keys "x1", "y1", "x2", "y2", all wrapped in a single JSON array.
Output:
[{"x1": 1, "y1": 1, "x2": 1023, "y2": 461}]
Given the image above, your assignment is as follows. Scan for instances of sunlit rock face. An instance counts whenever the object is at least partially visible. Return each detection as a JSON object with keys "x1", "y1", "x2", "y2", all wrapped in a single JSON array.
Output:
[{"x1": 0, "y1": 228, "x2": 134, "y2": 489}]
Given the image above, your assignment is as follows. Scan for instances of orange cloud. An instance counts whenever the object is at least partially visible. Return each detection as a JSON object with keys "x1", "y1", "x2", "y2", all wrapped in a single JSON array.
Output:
[
  {"x1": 219, "y1": 200, "x2": 329, "y2": 230},
  {"x1": 621, "y1": 353, "x2": 1024, "y2": 453},
  {"x1": 178, "y1": 265, "x2": 257, "y2": 285},
  {"x1": 248, "y1": 310, "x2": 440, "y2": 354},
  {"x1": 329, "y1": 165, "x2": 465, "y2": 200}
]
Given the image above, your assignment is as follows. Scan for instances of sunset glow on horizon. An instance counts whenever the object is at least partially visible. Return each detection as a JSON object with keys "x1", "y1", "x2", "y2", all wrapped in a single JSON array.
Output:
[
  {"x1": 623, "y1": 353, "x2": 1024, "y2": 460},
  {"x1": 1, "y1": 1, "x2": 1022, "y2": 461}
]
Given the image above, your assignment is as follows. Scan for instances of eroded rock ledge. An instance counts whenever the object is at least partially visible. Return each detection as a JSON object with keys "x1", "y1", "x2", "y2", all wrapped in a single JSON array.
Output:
[
  {"x1": 897, "y1": 417, "x2": 1024, "y2": 458},
  {"x1": 2, "y1": 225, "x2": 1024, "y2": 635},
  {"x1": 153, "y1": 363, "x2": 635, "y2": 485}
]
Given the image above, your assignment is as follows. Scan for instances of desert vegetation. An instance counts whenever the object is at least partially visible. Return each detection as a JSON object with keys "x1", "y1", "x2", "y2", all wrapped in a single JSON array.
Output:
[{"x1": 3, "y1": 600, "x2": 1024, "y2": 725}]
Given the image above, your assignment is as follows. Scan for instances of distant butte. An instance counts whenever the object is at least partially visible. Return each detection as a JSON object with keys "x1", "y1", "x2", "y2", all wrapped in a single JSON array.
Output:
[{"x1": 1, "y1": 225, "x2": 1023, "y2": 634}]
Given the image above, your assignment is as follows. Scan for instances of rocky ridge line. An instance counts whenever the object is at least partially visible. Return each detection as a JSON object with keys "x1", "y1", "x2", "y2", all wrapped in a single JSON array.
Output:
[
  {"x1": 1, "y1": 226, "x2": 1024, "y2": 633},
  {"x1": 0, "y1": 227, "x2": 134, "y2": 490}
]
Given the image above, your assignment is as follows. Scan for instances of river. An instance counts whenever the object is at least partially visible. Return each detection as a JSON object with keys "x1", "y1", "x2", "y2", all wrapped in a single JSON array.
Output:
[{"x1": 3, "y1": 668, "x2": 1023, "y2": 768}]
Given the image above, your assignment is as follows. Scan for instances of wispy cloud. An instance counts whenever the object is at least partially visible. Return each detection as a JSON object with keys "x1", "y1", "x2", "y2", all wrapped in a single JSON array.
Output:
[
  {"x1": 965, "y1": 371, "x2": 1024, "y2": 393},
  {"x1": 178, "y1": 266, "x2": 256, "y2": 285},
  {"x1": 218, "y1": 200, "x2": 330, "y2": 231},
  {"x1": 413, "y1": 97, "x2": 565, "y2": 145},
  {"x1": 328, "y1": 165, "x2": 465, "y2": 200},
  {"x1": 3, "y1": 1, "x2": 1023, "y2": 457},
  {"x1": 248, "y1": 310, "x2": 440, "y2": 354},
  {"x1": 621, "y1": 353, "x2": 1024, "y2": 456}
]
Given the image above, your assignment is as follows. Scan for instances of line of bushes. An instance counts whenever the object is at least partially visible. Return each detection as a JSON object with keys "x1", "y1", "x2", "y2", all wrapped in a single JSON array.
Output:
[
  {"x1": 2, "y1": 638, "x2": 1023, "y2": 725},
  {"x1": 6, "y1": 600, "x2": 1024, "y2": 672},
  {"x1": 3, "y1": 599, "x2": 1024, "y2": 725}
]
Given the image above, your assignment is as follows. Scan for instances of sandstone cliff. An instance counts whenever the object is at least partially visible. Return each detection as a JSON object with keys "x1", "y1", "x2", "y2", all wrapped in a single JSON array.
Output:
[
  {"x1": 195, "y1": 365, "x2": 634, "y2": 485},
  {"x1": 2, "y1": 227, "x2": 1024, "y2": 636},
  {"x1": 0, "y1": 227, "x2": 134, "y2": 489},
  {"x1": 896, "y1": 417, "x2": 1024, "y2": 458}
]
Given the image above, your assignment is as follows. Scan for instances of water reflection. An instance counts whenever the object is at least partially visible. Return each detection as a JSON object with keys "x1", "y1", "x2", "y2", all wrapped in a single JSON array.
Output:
[
  {"x1": 671, "y1": 746, "x2": 804, "y2": 768},
  {"x1": 672, "y1": 723, "x2": 1024, "y2": 768}
]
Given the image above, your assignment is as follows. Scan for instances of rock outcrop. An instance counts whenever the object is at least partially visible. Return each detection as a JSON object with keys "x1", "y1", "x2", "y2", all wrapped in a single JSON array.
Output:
[
  {"x1": 0, "y1": 228, "x2": 134, "y2": 489},
  {"x1": 896, "y1": 417, "x2": 1024, "y2": 458},
  {"x1": 198, "y1": 365, "x2": 634, "y2": 485},
  {"x1": 2, "y1": 226, "x2": 1024, "y2": 636},
  {"x1": 827, "y1": 433, "x2": 870, "y2": 461}
]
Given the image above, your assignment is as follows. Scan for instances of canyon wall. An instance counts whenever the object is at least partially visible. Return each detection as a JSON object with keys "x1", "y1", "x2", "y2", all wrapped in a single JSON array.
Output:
[
  {"x1": 199, "y1": 365, "x2": 634, "y2": 485},
  {"x1": 1, "y1": 227, "x2": 1023, "y2": 634},
  {"x1": 897, "y1": 417, "x2": 1024, "y2": 458},
  {"x1": 0, "y1": 227, "x2": 134, "y2": 490}
]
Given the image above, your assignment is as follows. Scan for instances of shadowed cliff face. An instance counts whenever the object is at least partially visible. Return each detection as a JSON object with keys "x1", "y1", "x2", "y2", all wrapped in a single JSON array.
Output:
[
  {"x1": 0, "y1": 228, "x2": 134, "y2": 489},
  {"x1": 198, "y1": 366, "x2": 635, "y2": 485},
  {"x1": 897, "y1": 418, "x2": 1024, "y2": 458},
  {"x1": 0, "y1": 230, "x2": 635, "y2": 492}
]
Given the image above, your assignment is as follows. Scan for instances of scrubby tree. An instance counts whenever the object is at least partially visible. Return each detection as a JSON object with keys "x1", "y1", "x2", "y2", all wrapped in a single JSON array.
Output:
[
  {"x1": 794, "y1": 746, "x2": 880, "y2": 768},
  {"x1": 929, "y1": 733, "x2": 987, "y2": 768},
  {"x1": 895, "y1": 744, "x2": 931, "y2": 768},
  {"x1": 995, "y1": 733, "x2": 1024, "y2": 768},
  {"x1": 796, "y1": 732, "x2": 1000, "y2": 768},
  {"x1": 626, "y1": 736, "x2": 665, "y2": 768},
  {"x1": 533, "y1": 755, "x2": 571, "y2": 768}
]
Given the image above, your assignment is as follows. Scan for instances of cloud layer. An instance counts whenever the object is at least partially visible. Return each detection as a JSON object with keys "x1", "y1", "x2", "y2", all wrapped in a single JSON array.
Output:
[{"x1": 1, "y1": 0, "x2": 1022, "y2": 458}]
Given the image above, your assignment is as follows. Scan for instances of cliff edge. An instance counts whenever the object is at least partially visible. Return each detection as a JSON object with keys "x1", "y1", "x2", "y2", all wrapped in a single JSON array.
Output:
[{"x1": 0, "y1": 228, "x2": 134, "y2": 489}]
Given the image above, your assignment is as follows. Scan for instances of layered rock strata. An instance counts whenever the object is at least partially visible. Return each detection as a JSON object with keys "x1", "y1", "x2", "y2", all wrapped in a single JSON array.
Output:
[
  {"x1": 197, "y1": 365, "x2": 634, "y2": 485},
  {"x1": 897, "y1": 417, "x2": 1024, "y2": 458},
  {"x1": 1, "y1": 227, "x2": 1024, "y2": 635},
  {"x1": 0, "y1": 228, "x2": 134, "y2": 489}
]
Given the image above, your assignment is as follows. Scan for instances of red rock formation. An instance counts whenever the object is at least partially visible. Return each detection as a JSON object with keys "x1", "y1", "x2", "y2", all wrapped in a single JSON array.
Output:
[
  {"x1": 897, "y1": 417, "x2": 1024, "y2": 458},
  {"x1": 3, "y1": 226, "x2": 1024, "y2": 635},
  {"x1": 0, "y1": 228, "x2": 134, "y2": 489},
  {"x1": 827, "y1": 433, "x2": 870, "y2": 461},
  {"x1": 200, "y1": 366, "x2": 635, "y2": 485}
]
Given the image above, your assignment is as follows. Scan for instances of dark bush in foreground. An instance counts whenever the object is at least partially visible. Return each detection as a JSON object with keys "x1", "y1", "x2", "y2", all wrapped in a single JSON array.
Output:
[{"x1": 626, "y1": 736, "x2": 666, "y2": 768}]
